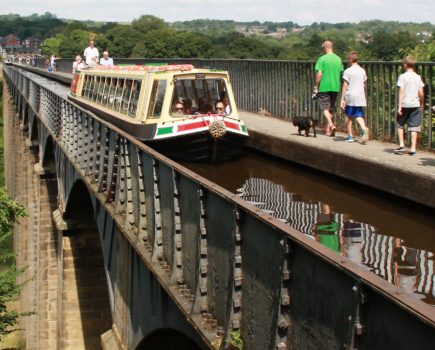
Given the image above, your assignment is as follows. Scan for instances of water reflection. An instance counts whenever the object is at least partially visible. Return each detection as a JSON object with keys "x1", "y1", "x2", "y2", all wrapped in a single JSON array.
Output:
[{"x1": 184, "y1": 153, "x2": 435, "y2": 305}]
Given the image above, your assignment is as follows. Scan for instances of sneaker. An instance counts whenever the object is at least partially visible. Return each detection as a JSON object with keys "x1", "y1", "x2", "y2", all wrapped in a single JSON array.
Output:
[
  {"x1": 344, "y1": 135, "x2": 354, "y2": 143},
  {"x1": 361, "y1": 128, "x2": 369, "y2": 144},
  {"x1": 394, "y1": 146, "x2": 406, "y2": 154},
  {"x1": 409, "y1": 151, "x2": 417, "y2": 156}
]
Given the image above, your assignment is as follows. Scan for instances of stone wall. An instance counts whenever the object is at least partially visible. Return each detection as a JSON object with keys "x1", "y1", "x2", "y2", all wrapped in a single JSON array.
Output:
[{"x1": 3, "y1": 85, "x2": 111, "y2": 350}]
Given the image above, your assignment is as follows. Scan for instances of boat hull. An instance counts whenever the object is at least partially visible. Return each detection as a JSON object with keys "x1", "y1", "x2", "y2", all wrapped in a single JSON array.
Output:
[
  {"x1": 148, "y1": 130, "x2": 247, "y2": 162},
  {"x1": 68, "y1": 94, "x2": 248, "y2": 162}
]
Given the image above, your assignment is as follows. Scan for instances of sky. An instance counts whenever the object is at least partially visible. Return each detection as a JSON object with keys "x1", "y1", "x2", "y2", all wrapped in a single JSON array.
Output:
[{"x1": 1, "y1": 0, "x2": 434, "y2": 25}]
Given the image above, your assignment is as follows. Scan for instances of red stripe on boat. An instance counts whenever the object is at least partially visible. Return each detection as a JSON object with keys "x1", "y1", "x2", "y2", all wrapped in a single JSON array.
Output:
[
  {"x1": 177, "y1": 121, "x2": 207, "y2": 131},
  {"x1": 224, "y1": 121, "x2": 241, "y2": 130}
]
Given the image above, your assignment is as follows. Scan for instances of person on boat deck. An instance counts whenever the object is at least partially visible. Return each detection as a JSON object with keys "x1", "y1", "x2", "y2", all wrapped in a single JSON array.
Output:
[
  {"x1": 84, "y1": 41, "x2": 99, "y2": 65},
  {"x1": 72, "y1": 55, "x2": 85, "y2": 74},
  {"x1": 215, "y1": 101, "x2": 225, "y2": 115},
  {"x1": 220, "y1": 91, "x2": 231, "y2": 114},
  {"x1": 197, "y1": 96, "x2": 212, "y2": 114},
  {"x1": 100, "y1": 51, "x2": 114, "y2": 66},
  {"x1": 172, "y1": 102, "x2": 185, "y2": 116},
  {"x1": 182, "y1": 98, "x2": 193, "y2": 114}
]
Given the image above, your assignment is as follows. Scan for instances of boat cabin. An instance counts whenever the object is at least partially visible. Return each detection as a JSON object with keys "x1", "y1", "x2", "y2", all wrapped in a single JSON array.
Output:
[
  {"x1": 70, "y1": 64, "x2": 238, "y2": 125},
  {"x1": 69, "y1": 64, "x2": 248, "y2": 161}
]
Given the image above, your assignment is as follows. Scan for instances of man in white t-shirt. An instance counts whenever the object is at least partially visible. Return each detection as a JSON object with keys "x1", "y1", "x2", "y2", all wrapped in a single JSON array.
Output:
[
  {"x1": 84, "y1": 41, "x2": 99, "y2": 66},
  {"x1": 99, "y1": 51, "x2": 114, "y2": 66},
  {"x1": 340, "y1": 51, "x2": 369, "y2": 144},
  {"x1": 395, "y1": 56, "x2": 424, "y2": 156}
]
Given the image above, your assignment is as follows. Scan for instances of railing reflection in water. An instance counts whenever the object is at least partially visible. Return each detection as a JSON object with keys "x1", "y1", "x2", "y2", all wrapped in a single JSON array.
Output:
[{"x1": 238, "y1": 177, "x2": 435, "y2": 305}]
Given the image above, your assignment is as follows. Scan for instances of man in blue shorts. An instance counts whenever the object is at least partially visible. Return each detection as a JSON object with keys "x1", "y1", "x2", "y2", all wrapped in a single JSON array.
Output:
[
  {"x1": 314, "y1": 41, "x2": 343, "y2": 136},
  {"x1": 340, "y1": 51, "x2": 369, "y2": 144}
]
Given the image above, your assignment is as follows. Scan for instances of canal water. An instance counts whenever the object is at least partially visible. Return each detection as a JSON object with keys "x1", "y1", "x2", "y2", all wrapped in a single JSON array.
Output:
[{"x1": 184, "y1": 151, "x2": 435, "y2": 305}]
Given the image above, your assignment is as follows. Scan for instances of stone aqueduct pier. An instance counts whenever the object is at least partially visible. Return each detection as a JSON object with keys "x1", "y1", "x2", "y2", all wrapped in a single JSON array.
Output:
[{"x1": 2, "y1": 64, "x2": 435, "y2": 350}]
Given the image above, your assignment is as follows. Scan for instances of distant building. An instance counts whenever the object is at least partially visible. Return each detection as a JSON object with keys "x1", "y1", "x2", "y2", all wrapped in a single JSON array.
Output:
[
  {"x1": 0, "y1": 34, "x2": 42, "y2": 59},
  {"x1": 248, "y1": 25, "x2": 267, "y2": 34},
  {"x1": 236, "y1": 25, "x2": 247, "y2": 33}
]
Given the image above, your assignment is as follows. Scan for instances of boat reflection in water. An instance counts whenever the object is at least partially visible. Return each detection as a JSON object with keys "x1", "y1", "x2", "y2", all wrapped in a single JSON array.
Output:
[{"x1": 184, "y1": 153, "x2": 435, "y2": 305}]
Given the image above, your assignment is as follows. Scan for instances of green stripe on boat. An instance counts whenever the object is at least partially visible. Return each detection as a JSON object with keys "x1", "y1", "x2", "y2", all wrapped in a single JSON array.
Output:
[{"x1": 157, "y1": 126, "x2": 173, "y2": 135}]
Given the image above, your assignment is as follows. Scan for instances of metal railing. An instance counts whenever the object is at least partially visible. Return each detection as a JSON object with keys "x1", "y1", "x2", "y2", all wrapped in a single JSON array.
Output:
[
  {"x1": 7, "y1": 64, "x2": 435, "y2": 350},
  {"x1": 35, "y1": 57, "x2": 435, "y2": 150}
]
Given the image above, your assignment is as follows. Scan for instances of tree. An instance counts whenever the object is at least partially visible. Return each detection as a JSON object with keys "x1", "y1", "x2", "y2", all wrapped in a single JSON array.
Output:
[
  {"x1": 131, "y1": 15, "x2": 167, "y2": 35},
  {"x1": 57, "y1": 29, "x2": 89, "y2": 58},
  {"x1": 367, "y1": 30, "x2": 419, "y2": 61},
  {"x1": 106, "y1": 25, "x2": 142, "y2": 58},
  {"x1": 0, "y1": 186, "x2": 28, "y2": 340},
  {"x1": 41, "y1": 36, "x2": 61, "y2": 56}
]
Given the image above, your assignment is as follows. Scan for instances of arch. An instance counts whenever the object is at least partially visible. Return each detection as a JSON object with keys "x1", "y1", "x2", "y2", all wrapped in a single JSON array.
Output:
[
  {"x1": 61, "y1": 180, "x2": 112, "y2": 348},
  {"x1": 41, "y1": 135, "x2": 55, "y2": 174},
  {"x1": 136, "y1": 328, "x2": 202, "y2": 350},
  {"x1": 29, "y1": 114, "x2": 39, "y2": 143},
  {"x1": 64, "y1": 179, "x2": 96, "y2": 227}
]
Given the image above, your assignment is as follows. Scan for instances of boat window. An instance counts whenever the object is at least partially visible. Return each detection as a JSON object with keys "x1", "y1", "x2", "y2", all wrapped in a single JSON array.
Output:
[
  {"x1": 97, "y1": 77, "x2": 108, "y2": 104},
  {"x1": 128, "y1": 80, "x2": 141, "y2": 117},
  {"x1": 102, "y1": 77, "x2": 112, "y2": 106},
  {"x1": 121, "y1": 79, "x2": 133, "y2": 113},
  {"x1": 114, "y1": 78, "x2": 125, "y2": 112},
  {"x1": 92, "y1": 76, "x2": 101, "y2": 101},
  {"x1": 82, "y1": 75, "x2": 91, "y2": 97},
  {"x1": 79, "y1": 75, "x2": 141, "y2": 118},
  {"x1": 108, "y1": 77, "x2": 118, "y2": 109},
  {"x1": 87, "y1": 75, "x2": 94, "y2": 98},
  {"x1": 171, "y1": 78, "x2": 231, "y2": 116},
  {"x1": 147, "y1": 80, "x2": 167, "y2": 119}
]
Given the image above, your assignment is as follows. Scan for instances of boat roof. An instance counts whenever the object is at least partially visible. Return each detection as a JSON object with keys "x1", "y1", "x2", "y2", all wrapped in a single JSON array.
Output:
[{"x1": 79, "y1": 64, "x2": 227, "y2": 77}]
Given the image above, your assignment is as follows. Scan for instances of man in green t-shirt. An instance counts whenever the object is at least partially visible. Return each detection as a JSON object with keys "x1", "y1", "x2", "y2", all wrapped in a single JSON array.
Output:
[{"x1": 314, "y1": 41, "x2": 343, "y2": 136}]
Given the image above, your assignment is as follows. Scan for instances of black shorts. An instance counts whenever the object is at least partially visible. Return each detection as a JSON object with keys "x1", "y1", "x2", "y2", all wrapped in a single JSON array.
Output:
[
  {"x1": 318, "y1": 92, "x2": 338, "y2": 112},
  {"x1": 397, "y1": 107, "x2": 421, "y2": 132}
]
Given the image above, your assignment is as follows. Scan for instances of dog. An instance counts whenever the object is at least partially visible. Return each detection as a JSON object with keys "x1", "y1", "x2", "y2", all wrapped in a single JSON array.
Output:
[
  {"x1": 259, "y1": 108, "x2": 272, "y2": 117},
  {"x1": 292, "y1": 116, "x2": 318, "y2": 137}
]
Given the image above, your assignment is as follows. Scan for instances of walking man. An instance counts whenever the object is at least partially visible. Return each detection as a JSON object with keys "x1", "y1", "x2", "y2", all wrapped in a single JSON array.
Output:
[{"x1": 313, "y1": 41, "x2": 343, "y2": 136}]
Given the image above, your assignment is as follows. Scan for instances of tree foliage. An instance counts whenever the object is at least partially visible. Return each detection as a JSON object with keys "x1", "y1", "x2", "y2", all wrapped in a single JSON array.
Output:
[
  {"x1": 2, "y1": 13, "x2": 435, "y2": 62},
  {"x1": 0, "y1": 12, "x2": 63, "y2": 39},
  {"x1": 0, "y1": 186, "x2": 28, "y2": 340}
]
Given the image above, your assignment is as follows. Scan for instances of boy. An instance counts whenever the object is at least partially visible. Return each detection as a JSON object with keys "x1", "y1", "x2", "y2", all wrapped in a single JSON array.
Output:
[
  {"x1": 340, "y1": 51, "x2": 369, "y2": 144},
  {"x1": 395, "y1": 56, "x2": 424, "y2": 156}
]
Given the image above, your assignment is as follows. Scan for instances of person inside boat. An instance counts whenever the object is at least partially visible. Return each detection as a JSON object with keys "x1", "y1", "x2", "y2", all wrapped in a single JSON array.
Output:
[
  {"x1": 215, "y1": 101, "x2": 225, "y2": 115},
  {"x1": 197, "y1": 96, "x2": 212, "y2": 114},
  {"x1": 172, "y1": 101, "x2": 185, "y2": 116},
  {"x1": 220, "y1": 91, "x2": 231, "y2": 114},
  {"x1": 182, "y1": 98, "x2": 193, "y2": 115}
]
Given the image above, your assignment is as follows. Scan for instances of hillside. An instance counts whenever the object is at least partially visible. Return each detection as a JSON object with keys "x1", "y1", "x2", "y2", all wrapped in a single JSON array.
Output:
[{"x1": 1, "y1": 13, "x2": 434, "y2": 61}]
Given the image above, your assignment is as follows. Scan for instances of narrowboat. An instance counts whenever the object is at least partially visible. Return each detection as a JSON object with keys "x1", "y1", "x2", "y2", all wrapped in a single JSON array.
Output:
[{"x1": 69, "y1": 64, "x2": 249, "y2": 162}]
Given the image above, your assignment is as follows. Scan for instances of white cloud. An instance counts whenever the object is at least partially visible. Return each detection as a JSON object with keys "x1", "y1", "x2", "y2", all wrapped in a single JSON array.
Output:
[{"x1": 1, "y1": 0, "x2": 434, "y2": 24}]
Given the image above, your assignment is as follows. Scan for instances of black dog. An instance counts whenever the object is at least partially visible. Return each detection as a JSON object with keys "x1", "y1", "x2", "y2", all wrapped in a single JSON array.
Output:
[{"x1": 292, "y1": 116, "x2": 318, "y2": 137}]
